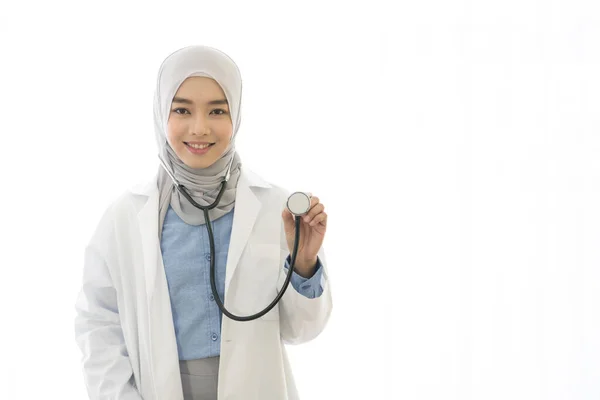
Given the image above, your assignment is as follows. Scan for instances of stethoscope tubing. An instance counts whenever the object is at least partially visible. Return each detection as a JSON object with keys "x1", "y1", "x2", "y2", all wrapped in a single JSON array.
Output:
[
  {"x1": 174, "y1": 177, "x2": 301, "y2": 322},
  {"x1": 159, "y1": 155, "x2": 302, "y2": 321}
]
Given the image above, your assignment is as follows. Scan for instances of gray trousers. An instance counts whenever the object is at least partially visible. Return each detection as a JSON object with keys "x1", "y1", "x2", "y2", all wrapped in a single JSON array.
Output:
[{"x1": 179, "y1": 356, "x2": 220, "y2": 400}]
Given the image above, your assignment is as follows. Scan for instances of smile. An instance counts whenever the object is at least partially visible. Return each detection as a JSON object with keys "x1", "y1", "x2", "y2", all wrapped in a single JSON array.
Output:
[{"x1": 185, "y1": 142, "x2": 215, "y2": 154}]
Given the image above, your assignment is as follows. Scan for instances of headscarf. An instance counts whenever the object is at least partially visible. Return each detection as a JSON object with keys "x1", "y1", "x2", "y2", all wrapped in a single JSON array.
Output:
[{"x1": 153, "y1": 45, "x2": 243, "y2": 237}]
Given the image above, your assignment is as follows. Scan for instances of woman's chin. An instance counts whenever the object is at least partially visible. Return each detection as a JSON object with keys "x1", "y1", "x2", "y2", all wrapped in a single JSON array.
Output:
[{"x1": 182, "y1": 157, "x2": 216, "y2": 170}]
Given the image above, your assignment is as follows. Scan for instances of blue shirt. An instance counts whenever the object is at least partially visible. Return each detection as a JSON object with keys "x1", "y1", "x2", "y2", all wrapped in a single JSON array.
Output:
[{"x1": 160, "y1": 205, "x2": 324, "y2": 361}]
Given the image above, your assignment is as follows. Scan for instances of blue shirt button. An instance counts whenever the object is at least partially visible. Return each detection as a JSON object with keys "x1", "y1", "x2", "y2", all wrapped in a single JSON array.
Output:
[
  {"x1": 205, "y1": 253, "x2": 211, "y2": 261},
  {"x1": 211, "y1": 333, "x2": 218, "y2": 341},
  {"x1": 209, "y1": 294, "x2": 215, "y2": 301}
]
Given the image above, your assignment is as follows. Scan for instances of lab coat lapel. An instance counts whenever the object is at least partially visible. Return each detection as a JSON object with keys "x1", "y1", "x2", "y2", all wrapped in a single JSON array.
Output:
[
  {"x1": 224, "y1": 169, "x2": 261, "y2": 295},
  {"x1": 136, "y1": 179, "x2": 161, "y2": 306},
  {"x1": 137, "y1": 178, "x2": 184, "y2": 399}
]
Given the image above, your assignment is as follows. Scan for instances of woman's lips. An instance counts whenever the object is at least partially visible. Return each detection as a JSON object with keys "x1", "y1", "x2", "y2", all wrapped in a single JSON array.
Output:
[{"x1": 185, "y1": 142, "x2": 214, "y2": 155}]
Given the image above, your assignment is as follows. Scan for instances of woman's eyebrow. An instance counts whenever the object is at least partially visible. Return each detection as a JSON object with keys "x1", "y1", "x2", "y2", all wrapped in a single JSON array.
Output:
[
  {"x1": 172, "y1": 96, "x2": 193, "y2": 104},
  {"x1": 207, "y1": 99, "x2": 228, "y2": 105},
  {"x1": 172, "y1": 97, "x2": 228, "y2": 105}
]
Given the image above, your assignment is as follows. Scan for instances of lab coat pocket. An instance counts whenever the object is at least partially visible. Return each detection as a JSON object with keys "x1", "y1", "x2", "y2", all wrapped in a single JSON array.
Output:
[{"x1": 245, "y1": 243, "x2": 283, "y2": 320}]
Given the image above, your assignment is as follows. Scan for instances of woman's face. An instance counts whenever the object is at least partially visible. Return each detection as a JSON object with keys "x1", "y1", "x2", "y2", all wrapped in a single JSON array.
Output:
[{"x1": 167, "y1": 76, "x2": 232, "y2": 169}]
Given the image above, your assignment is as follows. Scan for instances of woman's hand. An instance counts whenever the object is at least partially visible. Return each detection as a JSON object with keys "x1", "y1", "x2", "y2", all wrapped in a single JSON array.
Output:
[{"x1": 281, "y1": 195, "x2": 327, "y2": 278}]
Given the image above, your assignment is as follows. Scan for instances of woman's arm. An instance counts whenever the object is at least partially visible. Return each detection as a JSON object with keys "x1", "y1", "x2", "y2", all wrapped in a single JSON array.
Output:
[
  {"x1": 277, "y1": 191, "x2": 333, "y2": 344},
  {"x1": 278, "y1": 246, "x2": 333, "y2": 344}
]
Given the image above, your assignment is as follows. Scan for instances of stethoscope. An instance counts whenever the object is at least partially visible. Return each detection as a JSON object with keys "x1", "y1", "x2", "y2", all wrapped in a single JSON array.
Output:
[{"x1": 159, "y1": 155, "x2": 311, "y2": 322}]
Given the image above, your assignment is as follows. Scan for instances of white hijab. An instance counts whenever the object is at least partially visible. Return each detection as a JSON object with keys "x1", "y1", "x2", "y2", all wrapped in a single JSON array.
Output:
[{"x1": 153, "y1": 45, "x2": 243, "y2": 236}]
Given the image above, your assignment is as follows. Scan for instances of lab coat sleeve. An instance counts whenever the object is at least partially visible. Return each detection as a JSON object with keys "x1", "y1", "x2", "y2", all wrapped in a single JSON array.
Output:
[
  {"x1": 285, "y1": 255, "x2": 325, "y2": 299},
  {"x1": 277, "y1": 243, "x2": 333, "y2": 345},
  {"x1": 74, "y1": 242, "x2": 142, "y2": 400}
]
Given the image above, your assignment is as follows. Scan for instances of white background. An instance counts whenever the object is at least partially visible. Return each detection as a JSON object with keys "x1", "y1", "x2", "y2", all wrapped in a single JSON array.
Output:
[{"x1": 1, "y1": 0, "x2": 599, "y2": 399}]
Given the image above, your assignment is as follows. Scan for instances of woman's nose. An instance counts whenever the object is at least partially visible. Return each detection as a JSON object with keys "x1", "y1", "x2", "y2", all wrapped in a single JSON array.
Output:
[{"x1": 191, "y1": 115, "x2": 210, "y2": 135}]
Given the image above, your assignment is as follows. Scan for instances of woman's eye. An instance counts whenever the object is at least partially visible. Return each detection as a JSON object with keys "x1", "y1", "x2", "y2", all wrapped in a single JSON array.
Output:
[
  {"x1": 211, "y1": 109, "x2": 227, "y2": 115},
  {"x1": 173, "y1": 108, "x2": 189, "y2": 115}
]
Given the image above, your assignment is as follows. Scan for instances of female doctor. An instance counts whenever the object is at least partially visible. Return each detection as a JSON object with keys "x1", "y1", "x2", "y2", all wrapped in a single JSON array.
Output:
[{"x1": 74, "y1": 45, "x2": 333, "y2": 400}]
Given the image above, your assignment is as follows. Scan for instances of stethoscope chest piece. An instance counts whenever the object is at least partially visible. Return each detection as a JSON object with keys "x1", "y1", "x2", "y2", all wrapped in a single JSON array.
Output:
[{"x1": 287, "y1": 191, "x2": 312, "y2": 216}]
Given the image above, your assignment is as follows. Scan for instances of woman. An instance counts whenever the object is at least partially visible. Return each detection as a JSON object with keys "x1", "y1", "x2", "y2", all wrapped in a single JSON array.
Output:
[{"x1": 74, "y1": 45, "x2": 333, "y2": 400}]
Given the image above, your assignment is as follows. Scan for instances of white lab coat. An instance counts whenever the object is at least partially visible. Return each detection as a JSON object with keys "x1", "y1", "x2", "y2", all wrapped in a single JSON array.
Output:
[{"x1": 74, "y1": 166, "x2": 333, "y2": 400}]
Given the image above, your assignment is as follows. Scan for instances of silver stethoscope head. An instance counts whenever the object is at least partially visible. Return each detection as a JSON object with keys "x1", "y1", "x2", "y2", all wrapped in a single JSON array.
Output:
[{"x1": 287, "y1": 191, "x2": 312, "y2": 216}]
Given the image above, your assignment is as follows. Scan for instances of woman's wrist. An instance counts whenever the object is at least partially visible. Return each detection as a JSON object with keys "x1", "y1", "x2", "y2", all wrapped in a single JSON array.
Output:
[{"x1": 293, "y1": 256, "x2": 318, "y2": 278}]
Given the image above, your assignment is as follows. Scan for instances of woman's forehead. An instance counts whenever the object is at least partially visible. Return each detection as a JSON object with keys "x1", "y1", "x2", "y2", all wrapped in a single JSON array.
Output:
[
  {"x1": 173, "y1": 76, "x2": 227, "y2": 101},
  {"x1": 178, "y1": 76, "x2": 221, "y2": 90}
]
